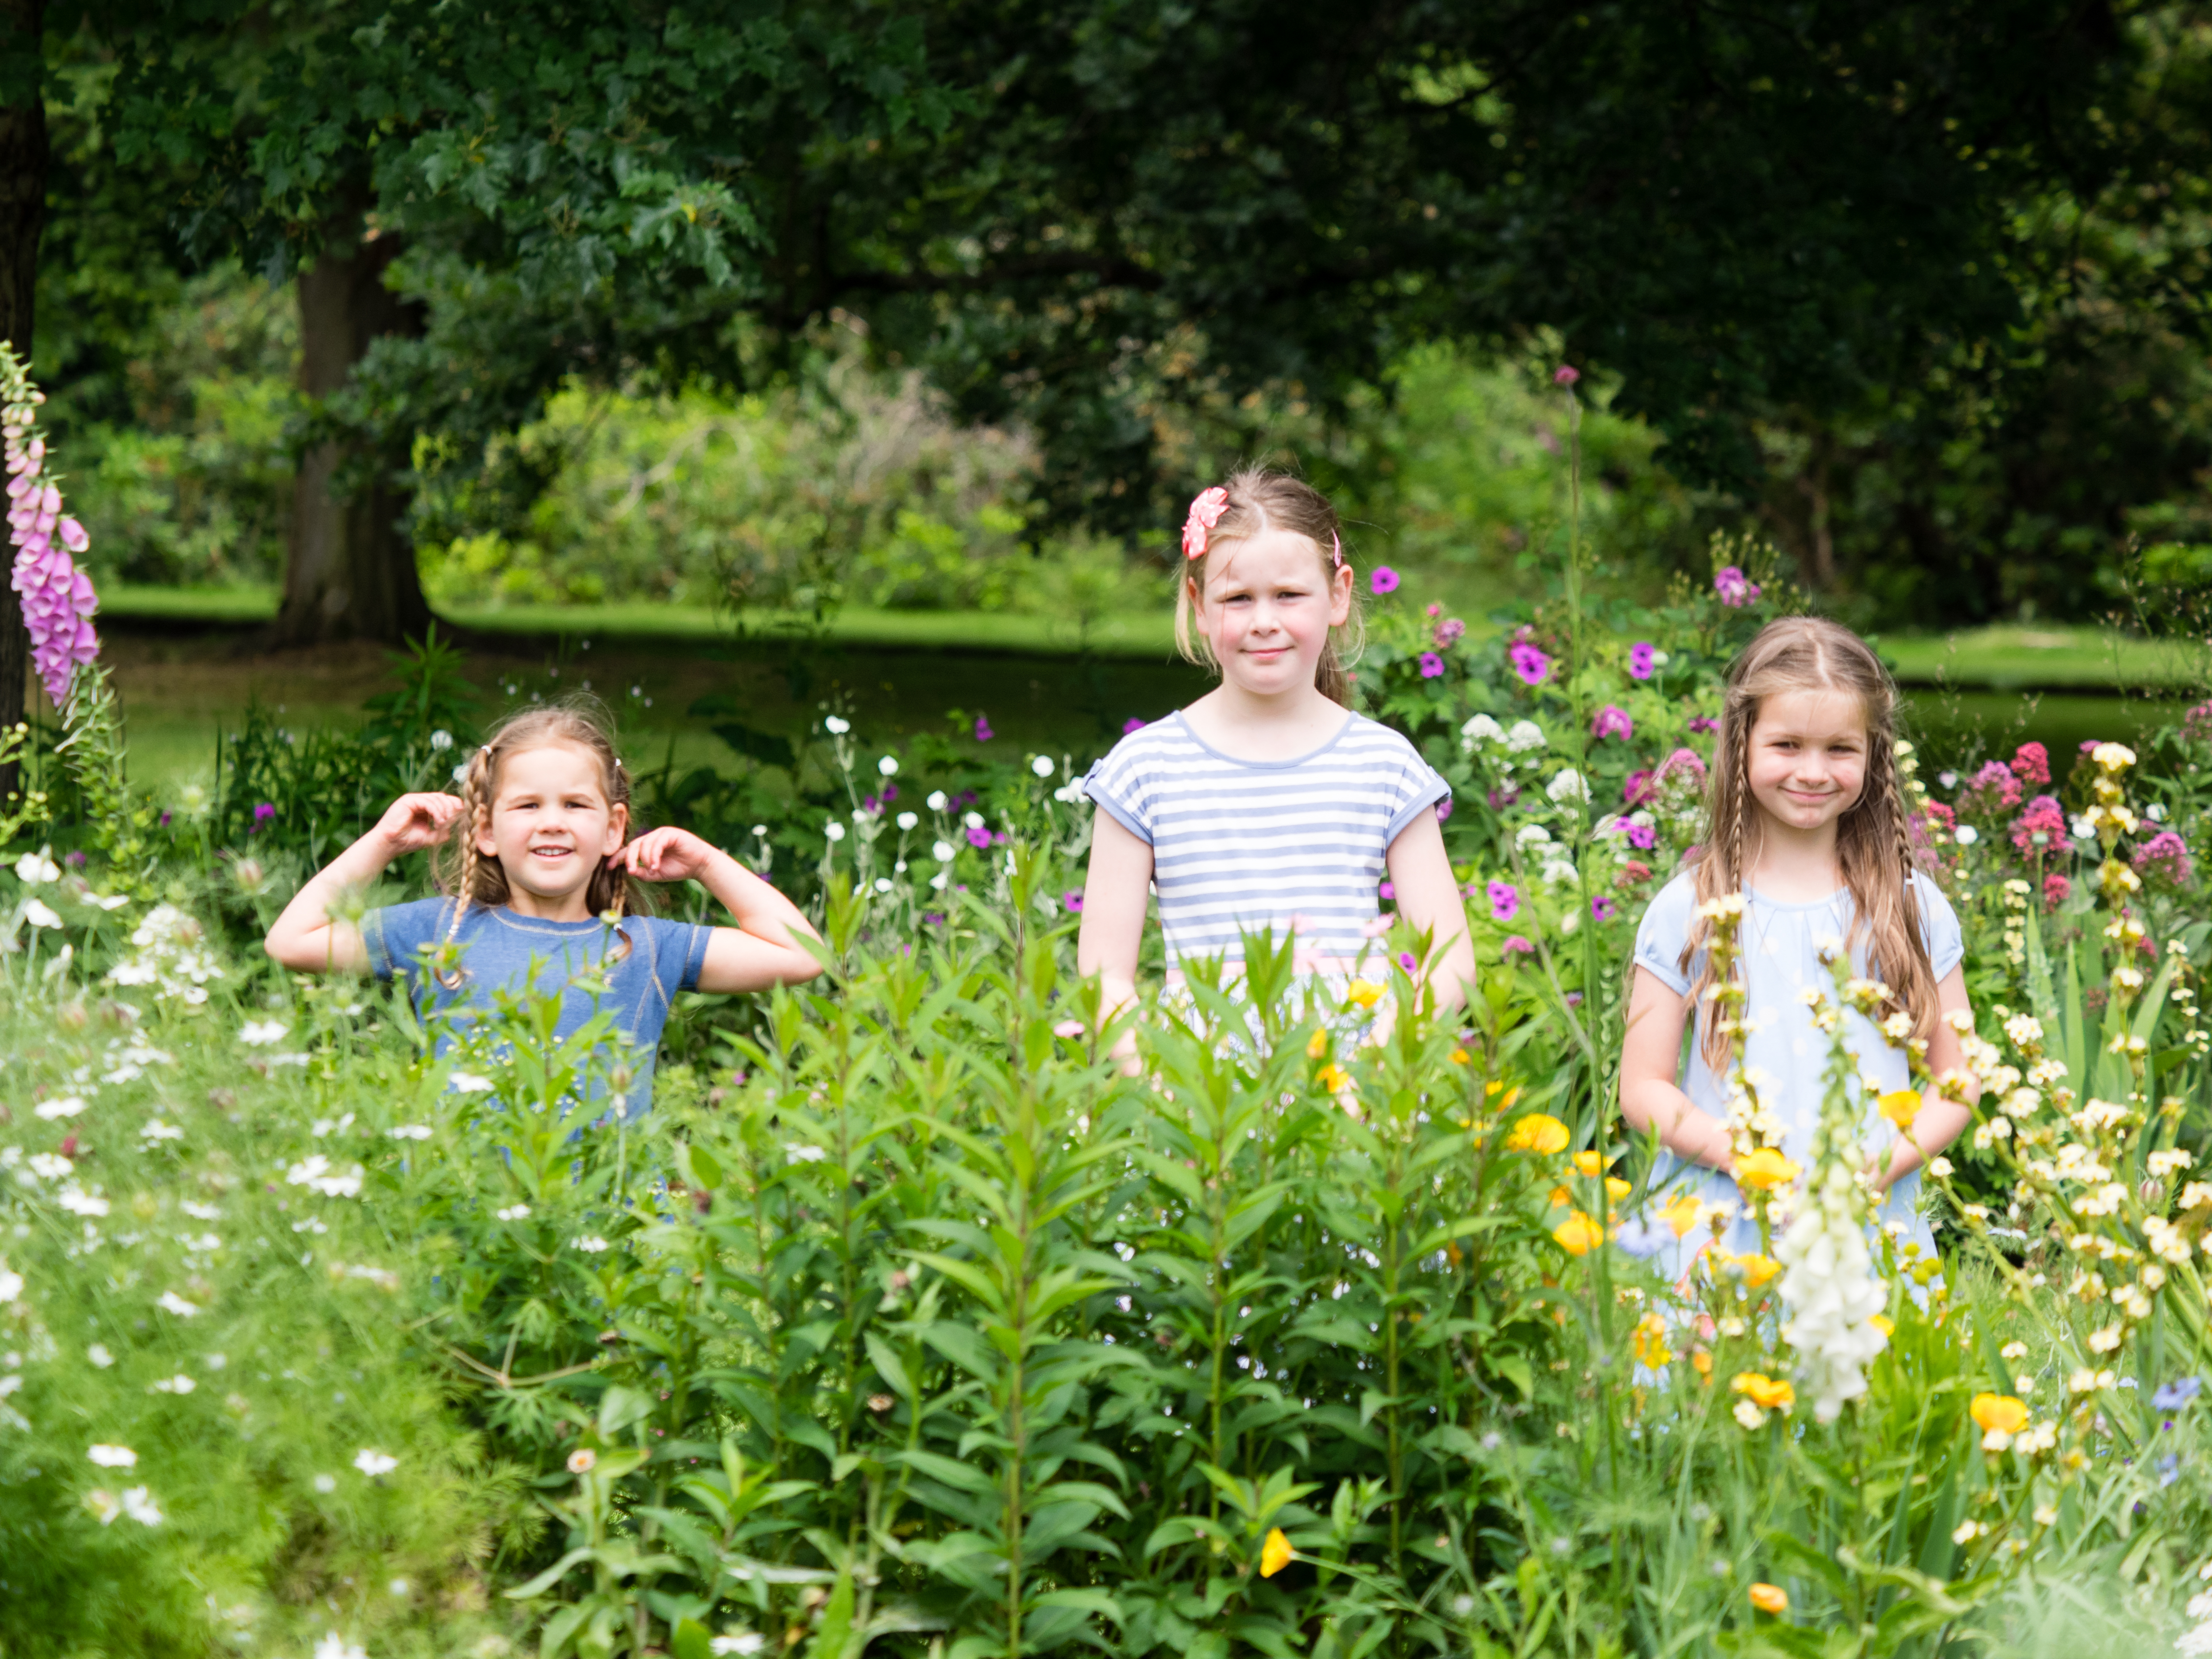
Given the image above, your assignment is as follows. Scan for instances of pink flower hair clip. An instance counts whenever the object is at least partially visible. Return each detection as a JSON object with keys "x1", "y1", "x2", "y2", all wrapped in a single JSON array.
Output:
[{"x1": 1181, "y1": 486, "x2": 1230, "y2": 560}]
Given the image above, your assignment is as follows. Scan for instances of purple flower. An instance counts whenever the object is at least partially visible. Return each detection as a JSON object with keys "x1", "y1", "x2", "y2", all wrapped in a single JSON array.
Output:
[
  {"x1": 1488, "y1": 881, "x2": 1520, "y2": 923},
  {"x1": 973, "y1": 715, "x2": 994, "y2": 742},
  {"x1": 2137, "y1": 830, "x2": 2193, "y2": 888},
  {"x1": 1396, "y1": 950, "x2": 1418, "y2": 973},
  {"x1": 1591, "y1": 704, "x2": 1633, "y2": 742},
  {"x1": 1624, "y1": 821, "x2": 1657, "y2": 851},
  {"x1": 1508, "y1": 641, "x2": 1551, "y2": 686},
  {"x1": 2152, "y1": 1377, "x2": 2202, "y2": 1410},
  {"x1": 921, "y1": 912, "x2": 946, "y2": 926},
  {"x1": 1502, "y1": 935, "x2": 1535, "y2": 957},
  {"x1": 1418, "y1": 651, "x2": 1445, "y2": 679},
  {"x1": 1433, "y1": 617, "x2": 1466, "y2": 648},
  {"x1": 1370, "y1": 566, "x2": 1400, "y2": 596},
  {"x1": 1713, "y1": 565, "x2": 1762, "y2": 608},
  {"x1": 1623, "y1": 770, "x2": 1654, "y2": 805},
  {"x1": 964, "y1": 824, "x2": 992, "y2": 850},
  {"x1": 1591, "y1": 895, "x2": 1615, "y2": 923},
  {"x1": 1564, "y1": 991, "x2": 1584, "y2": 1006},
  {"x1": 1062, "y1": 890, "x2": 1084, "y2": 913},
  {"x1": 1553, "y1": 365, "x2": 1580, "y2": 386},
  {"x1": 1122, "y1": 716, "x2": 1148, "y2": 734},
  {"x1": 1687, "y1": 716, "x2": 1719, "y2": 734},
  {"x1": 158, "y1": 810, "x2": 172, "y2": 827},
  {"x1": 253, "y1": 802, "x2": 276, "y2": 824},
  {"x1": 1612, "y1": 1217, "x2": 1670, "y2": 1259},
  {"x1": 1378, "y1": 880, "x2": 1396, "y2": 901},
  {"x1": 9, "y1": 465, "x2": 100, "y2": 707},
  {"x1": 882, "y1": 783, "x2": 898, "y2": 802},
  {"x1": 64, "y1": 849, "x2": 85, "y2": 868},
  {"x1": 1434, "y1": 797, "x2": 1453, "y2": 822},
  {"x1": 1628, "y1": 642, "x2": 1656, "y2": 680}
]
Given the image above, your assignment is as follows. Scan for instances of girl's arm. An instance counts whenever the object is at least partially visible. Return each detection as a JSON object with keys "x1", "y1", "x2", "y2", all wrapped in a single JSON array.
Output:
[
  {"x1": 1875, "y1": 963, "x2": 1979, "y2": 1191},
  {"x1": 1075, "y1": 812, "x2": 1154, "y2": 1070},
  {"x1": 1619, "y1": 966, "x2": 1738, "y2": 1172},
  {"x1": 264, "y1": 792, "x2": 465, "y2": 973},
  {"x1": 615, "y1": 828, "x2": 824, "y2": 993},
  {"x1": 1383, "y1": 811, "x2": 1475, "y2": 1011}
]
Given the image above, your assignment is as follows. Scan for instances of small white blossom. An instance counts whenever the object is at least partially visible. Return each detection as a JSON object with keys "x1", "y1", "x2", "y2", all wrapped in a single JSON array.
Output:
[
  {"x1": 572, "y1": 1236, "x2": 611, "y2": 1253},
  {"x1": 27, "y1": 1152, "x2": 70, "y2": 1179},
  {"x1": 1545, "y1": 768, "x2": 1589, "y2": 805},
  {"x1": 352, "y1": 1449, "x2": 398, "y2": 1478},
  {"x1": 1504, "y1": 720, "x2": 1547, "y2": 752},
  {"x1": 87, "y1": 1443, "x2": 138, "y2": 1468},
  {"x1": 14, "y1": 846, "x2": 59, "y2": 884},
  {"x1": 495, "y1": 1205, "x2": 531, "y2": 1221},
  {"x1": 140, "y1": 1119, "x2": 184, "y2": 1144},
  {"x1": 785, "y1": 1143, "x2": 828, "y2": 1164},
  {"x1": 313, "y1": 1634, "x2": 367, "y2": 1659},
  {"x1": 878, "y1": 754, "x2": 899, "y2": 777},
  {"x1": 238, "y1": 1020, "x2": 289, "y2": 1047},
  {"x1": 823, "y1": 715, "x2": 850, "y2": 734},
  {"x1": 824, "y1": 821, "x2": 846, "y2": 843},
  {"x1": 711, "y1": 1636, "x2": 767, "y2": 1657},
  {"x1": 896, "y1": 811, "x2": 918, "y2": 830},
  {"x1": 1954, "y1": 825, "x2": 1979, "y2": 846},
  {"x1": 86, "y1": 1343, "x2": 113, "y2": 1368},
  {"x1": 387, "y1": 1125, "x2": 432, "y2": 1141},
  {"x1": 34, "y1": 1096, "x2": 86, "y2": 1120},
  {"x1": 932, "y1": 840, "x2": 957, "y2": 862},
  {"x1": 926, "y1": 790, "x2": 947, "y2": 811},
  {"x1": 149, "y1": 1374, "x2": 195, "y2": 1395},
  {"x1": 119, "y1": 1486, "x2": 163, "y2": 1526},
  {"x1": 448, "y1": 1070, "x2": 494, "y2": 1094},
  {"x1": 57, "y1": 1185, "x2": 109, "y2": 1217},
  {"x1": 1030, "y1": 755, "x2": 1054, "y2": 778},
  {"x1": 156, "y1": 1291, "x2": 201, "y2": 1318}
]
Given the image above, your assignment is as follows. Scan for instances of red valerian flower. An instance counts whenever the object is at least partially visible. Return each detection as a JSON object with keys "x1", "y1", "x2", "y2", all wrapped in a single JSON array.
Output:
[{"x1": 1553, "y1": 365, "x2": 1580, "y2": 385}]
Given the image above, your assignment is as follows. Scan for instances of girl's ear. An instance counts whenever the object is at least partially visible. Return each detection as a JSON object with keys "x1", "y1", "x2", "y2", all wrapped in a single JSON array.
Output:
[
  {"x1": 1185, "y1": 572, "x2": 1206, "y2": 616},
  {"x1": 1327, "y1": 560, "x2": 1354, "y2": 627},
  {"x1": 601, "y1": 801, "x2": 630, "y2": 855},
  {"x1": 472, "y1": 807, "x2": 497, "y2": 859}
]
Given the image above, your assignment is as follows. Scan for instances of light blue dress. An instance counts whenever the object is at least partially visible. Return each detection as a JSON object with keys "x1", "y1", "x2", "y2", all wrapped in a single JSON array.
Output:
[{"x1": 1629, "y1": 870, "x2": 1964, "y2": 1279}]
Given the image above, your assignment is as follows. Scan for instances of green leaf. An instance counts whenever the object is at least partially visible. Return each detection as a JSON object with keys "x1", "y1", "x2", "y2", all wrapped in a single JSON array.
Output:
[{"x1": 670, "y1": 1619, "x2": 714, "y2": 1659}]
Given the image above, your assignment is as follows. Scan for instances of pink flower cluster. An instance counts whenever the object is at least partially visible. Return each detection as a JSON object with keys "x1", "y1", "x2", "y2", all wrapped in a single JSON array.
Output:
[
  {"x1": 7, "y1": 424, "x2": 98, "y2": 706},
  {"x1": 1959, "y1": 759, "x2": 2022, "y2": 815},
  {"x1": 2135, "y1": 830, "x2": 2193, "y2": 889},
  {"x1": 1713, "y1": 565, "x2": 1762, "y2": 608},
  {"x1": 2009, "y1": 741, "x2": 2050, "y2": 785},
  {"x1": 2009, "y1": 794, "x2": 2066, "y2": 857}
]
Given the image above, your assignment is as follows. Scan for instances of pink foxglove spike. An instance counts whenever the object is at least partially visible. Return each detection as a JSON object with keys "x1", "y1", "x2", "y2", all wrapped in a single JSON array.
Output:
[{"x1": 1181, "y1": 486, "x2": 1230, "y2": 560}]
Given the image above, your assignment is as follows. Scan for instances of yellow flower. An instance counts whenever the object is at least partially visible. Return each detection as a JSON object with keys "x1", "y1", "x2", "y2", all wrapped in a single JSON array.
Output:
[
  {"x1": 1659, "y1": 1192, "x2": 1703, "y2": 1238},
  {"x1": 1870, "y1": 1314, "x2": 1895, "y2": 1337},
  {"x1": 1493, "y1": 1084, "x2": 1521, "y2": 1113},
  {"x1": 1449, "y1": 1047, "x2": 1470, "y2": 1065},
  {"x1": 1571, "y1": 1151, "x2": 1611, "y2": 1176},
  {"x1": 1346, "y1": 979, "x2": 1385, "y2": 1010},
  {"x1": 1316, "y1": 1064, "x2": 1353, "y2": 1094},
  {"x1": 1604, "y1": 1176, "x2": 1631, "y2": 1202},
  {"x1": 1733, "y1": 1148, "x2": 1802, "y2": 1190},
  {"x1": 1728, "y1": 1253, "x2": 1781, "y2": 1289},
  {"x1": 1690, "y1": 1347, "x2": 1712, "y2": 1378},
  {"x1": 1553, "y1": 1210, "x2": 1605, "y2": 1255},
  {"x1": 1748, "y1": 1583, "x2": 1789, "y2": 1615},
  {"x1": 1970, "y1": 1394, "x2": 2028, "y2": 1435},
  {"x1": 1549, "y1": 1185, "x2": 1573, "y2": 1207},
  {"x1": 1259, "y1": 1527, "x2": 1293, "y2": 1577},
  {"x1": 1505, "y1": 1114, "x2": 1570, "y2": 1155},
  {"x1": 1878, "y1": 1089, "x2": 1923, "y2": 1130},
  {"x1": 1631, "y1": 1312, "x2": 1670, "y2": 1369},
  {"x1": 1731, "y1": 1372, "x2": 1795, "y2": 1413},
  {"x1": 1305, "y1": 1028, "x2": 1329, "y2": 1059}
]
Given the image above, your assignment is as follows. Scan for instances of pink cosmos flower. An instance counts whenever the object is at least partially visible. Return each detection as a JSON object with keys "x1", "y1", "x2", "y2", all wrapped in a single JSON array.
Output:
[
  {"x1": 1418, "y1": 651, "x2": 1445, "y2": 679},
  {"x1": 1488, "y1": 881, "x2": 1519, "y2": 923},
  {"x1": 1628, "y1": 642, "x2": 1655, "y2": 680},
  {"x1": 1590, "y1": 895, "x2": 1615, "y2": 922},
  {"x1": 1181, "y1": 485, "x2": 1230, "y2": 560},
  {"x1": 1062, "y1": 891, "x2": 1084, "y2": 913},
  {"x1": 1713, "y1": 566, "x2": 1762, "y2": 608},
  {"x1": 965, "y1": 824, "x2": 992, "y2": 850},
  {"x1": 1591, "y1": 704, "x2": 1633, "y2": 741},
  {"x1": 1624, "y1": 820, "x2": 1656, "y2": 851},
  {"x1": 1509, "y1": 641, "x2": 1551, "y2": 685},
  {"x1": 1370, "y1": 566, "x2": 1400, "y2": 596}
]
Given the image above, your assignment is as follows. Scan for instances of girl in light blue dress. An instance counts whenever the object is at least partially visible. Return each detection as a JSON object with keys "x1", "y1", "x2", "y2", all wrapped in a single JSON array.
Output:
[{"x1": 1618, "y1": 617, "x2": 1980, "y2": 1281}]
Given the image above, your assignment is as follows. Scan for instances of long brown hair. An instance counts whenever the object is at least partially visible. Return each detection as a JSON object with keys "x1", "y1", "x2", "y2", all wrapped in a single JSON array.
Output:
[
  {"x1": 1173, "y1": 468, "x2": 1364, "y2": 706},
  {"x1": 1681, "y1": 616, "x2": 1934, "y2": 1067},
  {"x1": 434, "y1": 698, "x2": 650, "y2": 972}
]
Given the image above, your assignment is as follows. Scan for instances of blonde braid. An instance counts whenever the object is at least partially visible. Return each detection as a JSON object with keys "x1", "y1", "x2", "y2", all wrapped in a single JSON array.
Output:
[
  {"x1": 438, "y1": 745, "x2": 491, "y2": 988},
  {"x1": 603, "y1": 754, "x2": 634, "y2": 962}
]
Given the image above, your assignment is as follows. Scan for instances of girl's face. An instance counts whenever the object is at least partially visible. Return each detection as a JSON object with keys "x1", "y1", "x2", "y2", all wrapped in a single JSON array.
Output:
[
  {"x1": 1189, "y1": 529, "x2": 1352, "y2": 699},
  {"x1": 1745, "y1": 688, "x2": 1868, "y2": 834},
  {"x1": 475, "y1": 741, "x2": 628, "y2": 911}
]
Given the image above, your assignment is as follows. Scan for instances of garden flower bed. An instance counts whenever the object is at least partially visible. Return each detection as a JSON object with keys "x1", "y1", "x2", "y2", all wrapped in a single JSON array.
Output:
[{"x1": 6, "y1": 361, "x2": 2212, "y2": 1658}]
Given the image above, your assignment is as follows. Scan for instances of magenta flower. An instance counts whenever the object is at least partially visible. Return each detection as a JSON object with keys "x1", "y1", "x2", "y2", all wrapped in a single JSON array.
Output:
[
  {"x1": 965, "y1": 824, "x2": 992, "y2": 850},
  {"x1": 1591, "y1": 704, "x2": 1633, "y2": 741},
  {"x1": 1370, "y1": 566, "x2": 1400, "y2": 596},
  {"x1": 1062, "y1": 890, "x2": 1084, "y2": 913},
  {"x1": 1687, "y1": 716, "x2": 1719, "y2": 734},
  {"x1": 1396, "y1": 950, "x2": 1418, "y2": 973},
  {"x1": 1508, "y1": 641, "x2": 1551, "y2": 685},
  {"x1": 1628, "y1": 642, "x2": 1655, "y2": 680},
  {"x1": 8, "y1": 426, "x2": 100, "y2": 706},
  {"x1": 2135, "y1": 830, "x2": 2193, "y2": 889},
  {"x1": 1590, "y1": 895, "x2": 1615, "y2": 923},
  {"x1": 974, "y1": 715, "x2": 994, "y2": 742},
  {"x1": 1122, "y1": 716, "x2": 1147, "y2": 734},
  {"x1": 2043, "y1": 872, "x2": 2071, "y2": 912},
  {"x1": 1961, "y1": 760, "x2": 2022, "y2": 815},
  {"x1": 2009, "y1": 741, "x2": 2051, "y2": 785},
  {"x1": 1488, "y1": 880, "x2": 1520, "y2": 922},
  {"x1": 1553, "y1": 365, "x2": 1580, "y2": 386},
  {"x1": 1378, "y1": 880, "x2": 1395, "y2": 901},
  {"x1": 1623, "y1": 769, "x2": 1654, "y2": 805},
  {"x1": 1434, "y1": 796, "x2": 1453, "y2": 822},
  {"x1": 1713, "y1": 566, "x2": 1762, "y2": 608},
  {"x1": 1502, "y1": 935, "x2": 1535, "y2": 957},
  {"x1": 1418, "y1": 650, "x2": 1445, "y2": 679},
  {"x1": 1624, "y1": 821, "x2": 1656, "y2": 851},
  {"x1": 2010, "y1": 794, "x2": 2066, "y2": 856},
  {"x1": 1433, "y1": 616, "x2": 1466, "y2": 648}
]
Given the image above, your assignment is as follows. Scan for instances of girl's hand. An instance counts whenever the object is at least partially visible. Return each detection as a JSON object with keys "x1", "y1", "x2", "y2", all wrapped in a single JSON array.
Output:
[
  {"x1": 373, "y1": 792, "x2": 465, "y2": 856},
  {"x1": 613, "y1": 826, "x2": 719, "y2": 883}
]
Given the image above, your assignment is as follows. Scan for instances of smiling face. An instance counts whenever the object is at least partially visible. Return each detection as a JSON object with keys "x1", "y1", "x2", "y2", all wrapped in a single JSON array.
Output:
[
  {"x1": 474, "y1": 741, "x2": 628, "y2": 915},
  {"x1": 1188, "y1": 529, "x2": 1353, "y2": 700},
  {"x1": 1744, "y1": 687, "x2": 1868, "y2": 835}
]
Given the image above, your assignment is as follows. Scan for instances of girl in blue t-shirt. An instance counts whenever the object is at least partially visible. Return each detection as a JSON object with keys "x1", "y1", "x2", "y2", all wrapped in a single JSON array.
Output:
[
  {"x1": 264, "y1": 700, "x2": 822, "y2": 1116},
  {"x1": 1618, "y1": 616, "x2": 1980, "y2": 1270}
]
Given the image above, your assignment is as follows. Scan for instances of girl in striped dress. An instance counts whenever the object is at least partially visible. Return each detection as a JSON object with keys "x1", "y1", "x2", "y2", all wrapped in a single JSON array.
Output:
[{"x1": 1075, "y1": 470, "x2": 1474, "y2": 1040}]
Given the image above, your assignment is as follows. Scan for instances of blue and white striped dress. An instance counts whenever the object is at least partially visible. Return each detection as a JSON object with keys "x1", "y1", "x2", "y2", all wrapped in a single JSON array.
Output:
[{"x1": 1081, "y1": 710, "x2": 1451, "y2": 981}]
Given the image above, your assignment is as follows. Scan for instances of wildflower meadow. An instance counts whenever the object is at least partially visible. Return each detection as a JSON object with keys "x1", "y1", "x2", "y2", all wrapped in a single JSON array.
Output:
[{"x1": 9, "y1": 367, "x2": 2212, "y2": 1659}]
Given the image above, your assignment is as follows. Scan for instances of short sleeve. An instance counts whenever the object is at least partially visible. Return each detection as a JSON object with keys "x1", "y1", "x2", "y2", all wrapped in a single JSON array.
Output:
[
  {"x1": 1380, "y1": 738, "x2": 1452, "y2": 843},
  {"x1": 1081, "y1": 743, "x2": 1155, "y2": 846},
  {"x1": 646, "y1": 916, "x2": 713, "y2": 995},
  {"x1": 1630, "y1": 876, "x2": 1698, "y2": 995},
  {"x1": 1914, "y1": 872, "x2": 1965, "y2": 980},
  {"x1": 360, "y1": 899, "x2": 448, "y2": 981}
]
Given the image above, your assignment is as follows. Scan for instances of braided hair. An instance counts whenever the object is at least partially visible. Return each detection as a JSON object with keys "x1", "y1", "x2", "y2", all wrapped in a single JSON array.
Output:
[
  {"x1": 432, "y1": 697, "x2": 650, "y2": 985},
  {"x1": 1679, "y1": 616, "x2": 1936, "y2": 1069}
]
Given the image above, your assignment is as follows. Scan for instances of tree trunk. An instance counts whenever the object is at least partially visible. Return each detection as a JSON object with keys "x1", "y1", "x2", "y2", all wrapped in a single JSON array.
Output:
[
  {"x1": 0, "y1": 0, "x2": 44, "y2": 806},
  {"x1": 273, "y1": 228, "x2": 432, "y2": 647}
]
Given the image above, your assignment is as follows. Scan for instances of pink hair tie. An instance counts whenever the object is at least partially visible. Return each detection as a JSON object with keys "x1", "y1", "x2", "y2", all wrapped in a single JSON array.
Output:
[
  {"x1": 1181, "y1": 486, "x2": 1230, "y2": 560},
  {"x1": 1330, "y1": 530, "x2": 1344, "y2": 570}
]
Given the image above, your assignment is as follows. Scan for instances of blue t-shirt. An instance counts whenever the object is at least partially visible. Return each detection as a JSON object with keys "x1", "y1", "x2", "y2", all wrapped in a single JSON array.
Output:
[
  {"x1": 1629, "y1": 870, "x2": 1964, "y2": 1273},
  {"x1": 362, "y1": 899, "x2": 711, "y2": 1121}
]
